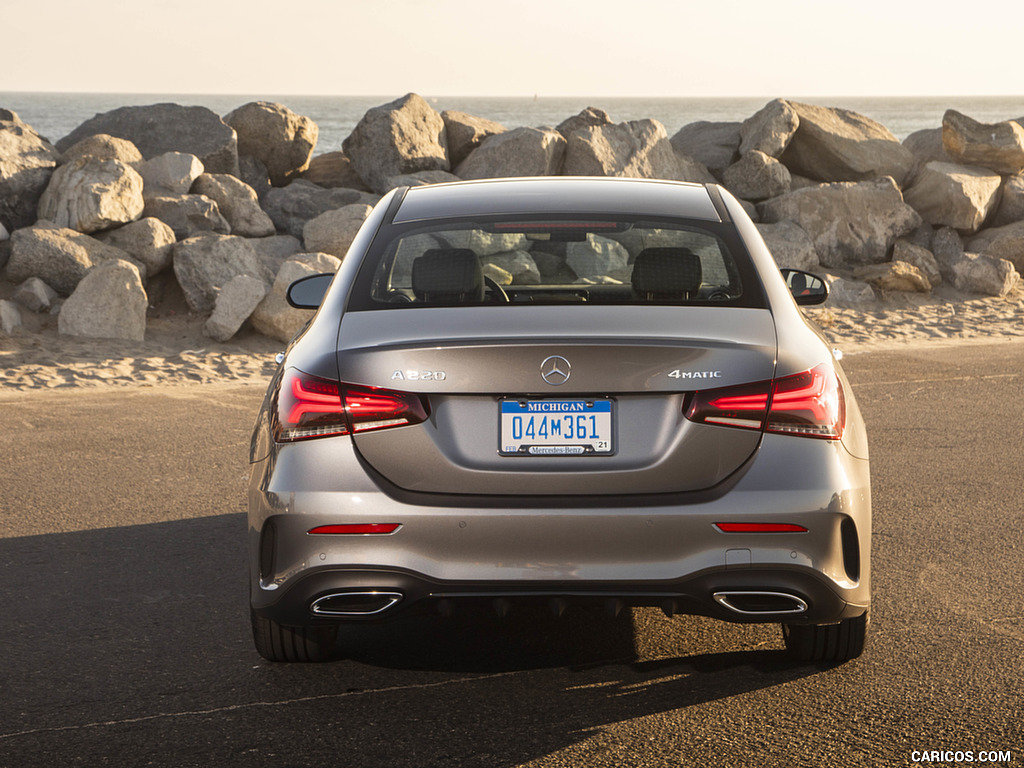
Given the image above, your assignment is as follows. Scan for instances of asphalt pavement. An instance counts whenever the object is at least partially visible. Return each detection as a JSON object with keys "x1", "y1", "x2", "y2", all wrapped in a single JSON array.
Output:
[{"x1": 0, "y1": 342, "x2": 1021, "y2": 767}]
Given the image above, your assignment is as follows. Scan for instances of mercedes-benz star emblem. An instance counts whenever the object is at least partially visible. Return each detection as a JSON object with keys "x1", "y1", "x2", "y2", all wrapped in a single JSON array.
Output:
[{"x1": 540, "y1": 355, "x2": 571, "y2": 386}]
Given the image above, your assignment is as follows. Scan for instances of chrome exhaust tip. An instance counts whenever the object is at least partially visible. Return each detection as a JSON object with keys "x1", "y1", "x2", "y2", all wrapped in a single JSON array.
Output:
[
  {"x1": 311, "y1": 591, "x2": 403, "y2": 616},
  {"x1": 713, "y1": 591, "x2": 808, "y2": 615}
]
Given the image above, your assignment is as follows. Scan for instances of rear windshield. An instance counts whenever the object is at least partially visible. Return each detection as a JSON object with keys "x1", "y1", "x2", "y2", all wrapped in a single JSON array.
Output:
[{"x1": 350, "y1": 216, "x2": 764, "y2": 309}]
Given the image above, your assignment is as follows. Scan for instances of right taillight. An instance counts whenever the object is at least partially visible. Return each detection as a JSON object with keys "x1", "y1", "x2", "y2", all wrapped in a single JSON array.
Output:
[
  {"x1": 686, "y1": 363, "x2": 845, "y2": 440},
  {"x1": 273, "y1": 370, "x2": 429, "y2": 442}
]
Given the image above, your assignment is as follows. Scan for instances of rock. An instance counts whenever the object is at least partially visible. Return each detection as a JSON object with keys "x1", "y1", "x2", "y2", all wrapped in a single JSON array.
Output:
[
  {"x1": 300, "y1": 151, "x2": 369, "y2": 191},
  {"x1": 892, "y1": 240, "x2": 942, "y2": 287},
  {"x1": 556, "y1": 107, "x2": 613, "y2": 140},
  {"x1": 758, "y1": 177, "x2": 921, "y2": 267},
  {"x1": 13, "y1": 276, "x2": 60, "y2": 312},
  {"x1": 95, "y1": 217, "x2": 176, "y2": 277},
  {"x1": 991, "y1": 175, "x2": 1024, "y2": 227},
  {"x1": 143, "y1": 194, "x2": 230, "y2": 240},
  {"x1": 385, "y1": 170, "x2": 461, "y2": 188},
  {"x1": 172, "y1": 234, "x2": 272, "y2": 313},
  {"x1": 6, "y1": 222, "x2": 136, "y2": 295},
  {"x1": 755, "y1": 220, "x2": 818, "y2": 270},
  {"x1": 55, "y1": 103, "x2": 239, "y2": 175},
  {"x1": 853, "y1": 260, "x2": 931, "y2": 293},
  {"x1": 566, "y1": 235, "x2": 630, "y2": 279},
  {"x1": 301, "y1": 204, "x2": 373, "y2": 258},
  {"x1": 247, "y1": 234, "x2": 303, "y2": 275},
  {"x1": 964, "y1": 220, "x2": 1024, "y2": 273},
  {"x1": 238, "y1": 155, "x2": 271, "y2": 199},
  {"x1": 562, "y1": 119, "x2": 717, "y2": 182},
  {"x1": 191, "y1": 173, "x2": 275, "y2": 237},
  {"x1": 57, "y1": 259, "x2": 147, "y2": 341},
  {"x1": 0, "y1": 299, "x2": 22, "y2": 334},
  {"x1": 342, "y1": 93, "x2": 449, "y2": 194},
  {"x1": 137, "y1": 152, "x2": 205, "y2": 198},
  {"x1": 481, "y1": 250, "x2": 541, "y2": 285},
  {"x1": 481, "y1": 263, "x2": 513, "y2": 286},
  {"x1": 722, "y1": 150, "x2": 791, "y2": 201},
  {"x1": 825, "y1": 276, "x2": 876, "y2": 304},
  {"x1": 950, "y1": 252, "x2": 1020, "y2": 297},
  {"x1": 739, "y1": 99, "x2": 800, "y2": 158},
  {"x1": 0, "y1": 114, "x2": 60, "y2": 230},
  {"x1": 455, "y1": 127, "x2": 566, "y2": 179},
  {"x1": 224, "y1": 101, "x2": 318, "y2": 187},
  {"x1": 669, "y1": 121, "x2": 741, "y2": 176},
  {"x1": 37, "y1": 156, "x2": 145, "y2": 233},
  {"x1": 251, "y1": 256, "x2": 340, "y2": 342},
  {"x1": 58, "y1": 134, "x2": 143, "y2": 167},
  {"x1": 902, "y1": 162, "x2": 1001, "y2": 233},
  {"x1": 778, "y1": 101, "x2": 913, "y2": 185},
  {"x1": 261, "y1": 180, "x2": 379, "y2": 239},
  {"x1": 931, "y1": 227, "x2": 965, "y2": 282},
  {"x1": 442, "y1": 110, "x2": 507, "y2": 166},
  {"x1": 942, "y1": 109, "x2": 1024, "y2": 175},
  {"x1": 902, "y1": 128, "x2": 954, "y2": 185},
  {"x1": 203, "y1": 273, "x2": 268, "y2": 342}
]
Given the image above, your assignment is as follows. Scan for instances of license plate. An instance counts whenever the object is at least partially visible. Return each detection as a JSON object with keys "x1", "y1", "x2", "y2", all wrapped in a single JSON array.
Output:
[{"x1": 499, "y1": 399, "x2": 614, "y2": 456}]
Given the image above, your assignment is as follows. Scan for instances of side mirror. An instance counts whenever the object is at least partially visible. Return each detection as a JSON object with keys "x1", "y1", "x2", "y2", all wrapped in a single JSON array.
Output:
[
  {"x1": 286, "y1": 273, "x2": 334, "y2": 309},
  {"x1": 780, "y1": 268, "x2": 829, "y2": 306}
]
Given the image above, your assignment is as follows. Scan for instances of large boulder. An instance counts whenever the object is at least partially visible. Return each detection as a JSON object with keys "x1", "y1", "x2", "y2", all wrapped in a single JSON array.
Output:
[
  {"x1": 950, "y1": 252, "x2": 1020, "y2": 297},
  {"x1": 251, "y1": 255, "x2": 341, "y2": 342},
  {"x1": 556, "y1": 107, "x2": 613, "y2": 141},
  {"x1": 892, "y1": 240, "x2": 942, "y2": 287},
  {"x1": 143, "y1": 194, "x2": 230, "y2": 240},
  {"x1": 37, "y1": 156, "x2": 144, "y2": 233},
  {"x1": 739, "y1": 99, "x2": 800, "y2": 158},
  {"x1": 301, "y1": 204, "x2": 373, "y2": 258},
  {"x1": 342, "y1": 93, "x2": 449, "y2": 194},
  {"x1": 385, "y1": 170, "x2": 461, "y2": 188},
  {"x1": 722, "y1": 150, "x2": 791, "y2": 201},
  {"x1": 902, "y1": 128, "x2": 955, "y2": 186},
  {"x1": 57, "y1": 259, "x2": 147, "y2": 341},
  {"x1": 137, "y1": 152, "x2": 205, "y2": 198},
  {"x1": 756, "y1": 220, "x2": 818, "y2": 271},
  {"x1": 442, "y1": 110, "x2": 507, "y2": 167},
  {"x1": 172, "y1": 234, "x2": 272, "y2": 313},
  {"x1": 224, "y1": 101, "x2": 318, "y2": 187},
  {"x1": 203, "y1": 273, "x2": 268, "y2": 342},
  {"x1": 942, "y1": 109, "x2": 1024, "y2": 175},
  {"x1": 55, "y1": 103, "x2": 239, "y2": 175},
  {"x1": 95, "y1": 217, "x2": 176, "y2": 277},
  {"x1": 58, "y1": 134, "x2": 143, "y2": 167},
  {"x1": 758, "y1": 177, "x2": 921, "y2": 267},
  {"x1": 300, "y1": 151, "x2": 369, "y2": 191},
  {"x1": 261, "y1": 180, "x2": 379, "y2": 239},
  {"x1": 0, "y1": 299, "x2": 23, "y2": 335},
  {"x1": 191, "y1": 173, "x2": 275, "y2": 237},
  {"x1": 902, "y1": 162, "x2": 1002, "y2": 233},
  {"x1": 247, "y1": 234, "x2": 303, "y2": 275},
  {"x1": 455, "y1": 127, "x2": 566, "y2": 179},
  {"x1": 669, "y1": 121, "x2": 741, "y2": 177},
  {"x1": 853, "y1": 261, "x2": 932, "y2": 293},
  {"x1": 13, "y1": 276, "x2": 60, "y2": 312},
  {"x1": 6, "y1": 222, "x2": 136, "y2": 295},
  {"x1": 992, "y1": 175, "x2": 1024, "y2": 228},
  {"x1": 964, "y1": 220, "x2": 1024, "y2": 274},
  {"x1": 0, "y1": 112, "x2": 60, "y2": 230},
  {"x1": 562, "y1": 119, "x2": 716, "y2": 182},
  {"x1": 566, "y1": 235, "x2": 630, "y2": 280},
  {"x1": 778, "y1": 102, "x2": 914, "y2": 186}
]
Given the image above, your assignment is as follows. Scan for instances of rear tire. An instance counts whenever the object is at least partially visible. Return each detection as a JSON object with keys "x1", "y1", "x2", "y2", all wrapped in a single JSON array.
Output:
[
  {"x1": 782, "y1": 610, "x2": 868, "y2": 662},
  {"x1": 251, "y1": 608, "x2": 339, "y2": 663}
]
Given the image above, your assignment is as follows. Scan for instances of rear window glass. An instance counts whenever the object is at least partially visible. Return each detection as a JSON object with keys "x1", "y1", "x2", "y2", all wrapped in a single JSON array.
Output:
[{"x1": 356, "y1": 217, "x2": 759, "y2": 308}]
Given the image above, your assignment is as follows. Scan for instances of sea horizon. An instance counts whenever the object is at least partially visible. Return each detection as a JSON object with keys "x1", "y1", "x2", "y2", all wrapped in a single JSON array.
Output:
[{"x1": 3, "y1": 91, "x2": 1023, "y2": 157}]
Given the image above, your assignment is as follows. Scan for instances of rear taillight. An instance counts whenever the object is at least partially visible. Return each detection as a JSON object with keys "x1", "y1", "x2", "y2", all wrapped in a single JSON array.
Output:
[
  {"x1": 686, "y1": 364, "x2": 845, "y2": 440},
  {"x1": 274, "y1": 370, "x2": 429, "y2": 442}
]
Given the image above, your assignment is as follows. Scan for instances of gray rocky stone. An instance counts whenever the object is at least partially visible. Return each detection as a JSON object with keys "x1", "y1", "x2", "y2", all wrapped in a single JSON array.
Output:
[
  {"x1": 57, "y1": 259, "x2": 147, "y2": 341},
  {"x1": 301, "y1": 204, "x2": 373, "y2": 258},
  {"x1": 964, "y1": 220, "x2": 1024, "y2": 274},
  {"x1": 6, "y1": 222, "x2": 136, "y2": 295},
  {"x1": 455, "y1": 127, "x2": 566, "y2": 179},
  {"x1": 755, "y1": 220, "x2": 818, "y2": 270},
  {"x1": 299, "y1": 151, "x2": 369, "y2": 191},
  {"x1": 758, "y1": 177, "x2": 921, "y2": 267},
  {"x1": 238, "y1": 154, "x2": 272, "y2": 199},
  {"x1": 824, "y1": 275, "x2": 876, "y2": 304},
  {"x1": 892, "y1": 240, "x2": 942, "y2": 287},
  {"x1": 191, "y1": 173, "x2": 275, "y2": 237},
  {"x1": 385, "y1": 170, "x2": 462, "y2": 188},
  {"x1": 203, "y1": 273, "x2": 268, "y2": 342},
  {"x1": 58, "y1": 133, "x2": 143, "y2": 167},
  {"x1": 342, "y1": 93, "x2": 449, "y2": 194},
  {"x1": 0, "y1": 299, "x2": 22, "y2": 334},
  {"x1": 739, "y1": 99, "x2": 800, "y2": 158},
  {"x1": 55, "y1": 103, "x2": 239, "y2": 175},
  {"x1": 942, "y1": 109, "x2": 1024, "y2": 175},
  {"x1": 13, "y1": 276, "x2": 60, "y2": 312},
  {"x1": 37, "y1": 156, "x2": 145, "y2": 233},
  {"x1": 902, "y1": 128, "x2": 954, "y2": 186},
  {"x1": 143, "y1": 194, "x2": 230, "y2": 240},
  {"x1": 950, "y1": 252, "x2": 1020, "y2": 297},
  {"x1": 172, "y1": 234, "x2": 272, "y2": 313},
  {"x1": 853, "y1": 260, "x2": 932, "y2": 293},
  {"x1": 669, "y1": 121, "x2": 741, "y2": 176},
  {"x1": 247, "y1": 234, "x2": 303, "y2": 276},
  {"x1": 0, "y1": 114, "x2": 60, "y2": 231},
  {"x1": 992, "y1": 175, "x2": 1024, "y2": 228},
  {"x1": 556, "y1": 107, "x2": 613, "y2": 141},
  {"x1": 95, "y1": 217, "x2": 176, "y2": 277},
  {"x1": 251, "y1": 256, "x2": 340, "y2": 342},
  {"x1": 261, "y1": 180, "x2": 379, "y2": 239},
  {"x1": 224, "y1": 101, "x2": 318, "y2": 187},
  {"x1": 722, "y1": 150, "x2": 791, "y2": 201},
  {"x1": 931, "y1": 226, "x2": 965, "y2": 282},
  {"x1": 902, "y1": 161, "x2": 1002, "y2": 233},
  {"x1": 442, "y1": 110, "x2": 507, "y2": 166},
  {"x1": 566, "y1": 235, "x2": 630, "y2": 279},
  {"x1": 137, "y1": 152, "x2": 205, "y2": 198}
]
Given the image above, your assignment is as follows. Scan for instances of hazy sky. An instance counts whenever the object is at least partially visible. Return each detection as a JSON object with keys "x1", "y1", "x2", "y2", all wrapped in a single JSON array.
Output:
[{"x1": 3, "y1": 0, "x2": 1022, "y2": 97}]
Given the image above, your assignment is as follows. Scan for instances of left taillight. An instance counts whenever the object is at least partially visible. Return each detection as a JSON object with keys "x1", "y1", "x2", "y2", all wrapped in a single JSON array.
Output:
[
  {"x1": 686, "y1": 363, "x2": 845, "y2": 440},
  {"x1": 273, "y1": 370, "x2": 430, "y2": 442}
]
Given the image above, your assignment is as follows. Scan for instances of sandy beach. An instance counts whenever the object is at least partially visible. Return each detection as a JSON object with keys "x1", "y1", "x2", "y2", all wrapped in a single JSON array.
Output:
[{"x1": 3, "y1": 277, "x2": 1023, "y2": 392}]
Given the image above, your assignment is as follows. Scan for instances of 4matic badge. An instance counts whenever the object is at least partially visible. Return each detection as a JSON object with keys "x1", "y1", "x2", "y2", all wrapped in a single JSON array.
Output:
[{"x1": 668, "y1": 369, "x2": 723, "y2": 380}]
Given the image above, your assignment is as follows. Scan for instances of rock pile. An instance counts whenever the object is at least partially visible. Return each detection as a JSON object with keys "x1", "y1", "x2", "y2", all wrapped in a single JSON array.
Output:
[{"x1": 2, "y1": 94, "x2": 1022, "y2": 343}]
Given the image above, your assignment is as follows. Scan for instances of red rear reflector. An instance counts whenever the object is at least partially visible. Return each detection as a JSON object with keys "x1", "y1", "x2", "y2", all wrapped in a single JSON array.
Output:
[
  {"x1": 308, "y1": 524, "x2": 401, "y2": 535},
  {"x1": 715, "y1": 523, "x2": 808, "y2": 533}
]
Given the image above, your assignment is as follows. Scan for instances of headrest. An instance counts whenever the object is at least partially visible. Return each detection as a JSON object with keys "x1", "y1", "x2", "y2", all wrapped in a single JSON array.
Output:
[
  {"x1": 631, "y1": 247, "x2": 703, "y2": 300},
  {"x1": 411, "y1": 248, "x2": 484, "y2": 304}
]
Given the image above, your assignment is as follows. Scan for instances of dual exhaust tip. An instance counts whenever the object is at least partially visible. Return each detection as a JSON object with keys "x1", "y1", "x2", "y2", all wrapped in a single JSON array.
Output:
[{"x1": 310, "y1": 589, "x2": 808, "y2": 618}]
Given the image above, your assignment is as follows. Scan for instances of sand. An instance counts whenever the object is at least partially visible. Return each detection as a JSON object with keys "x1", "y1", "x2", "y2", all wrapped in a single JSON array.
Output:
[{"x1": 2, "y1": 280, "x2": 1023, "y2": 392}]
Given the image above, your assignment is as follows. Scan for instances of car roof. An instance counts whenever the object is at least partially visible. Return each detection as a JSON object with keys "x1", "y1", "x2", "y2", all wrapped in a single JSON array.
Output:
[{"x1": 391, "y1": 177, "x2": 724, "y2": 224}]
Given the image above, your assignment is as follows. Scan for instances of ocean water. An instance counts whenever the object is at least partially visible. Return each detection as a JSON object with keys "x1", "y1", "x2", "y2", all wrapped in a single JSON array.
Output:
[{"x1": 2, "y1": 92, "x2": 1023, "y2": 157}]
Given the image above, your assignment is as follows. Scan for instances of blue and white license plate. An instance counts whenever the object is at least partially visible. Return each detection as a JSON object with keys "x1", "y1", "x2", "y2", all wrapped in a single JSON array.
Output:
[{"x1": 499, "y1": 399, "x2": 614, "y2": 456}]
